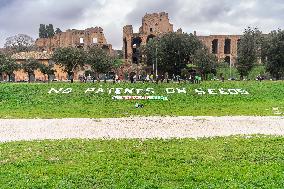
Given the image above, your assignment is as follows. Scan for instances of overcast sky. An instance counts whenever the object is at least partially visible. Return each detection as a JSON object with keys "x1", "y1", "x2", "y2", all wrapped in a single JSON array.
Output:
[{"x1": 0, "y1": 0, "x2": 284, "y2": 49}]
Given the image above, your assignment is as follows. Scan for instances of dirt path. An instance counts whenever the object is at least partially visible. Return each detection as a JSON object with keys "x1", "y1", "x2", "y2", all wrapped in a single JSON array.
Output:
[{"x1": 0, "y1": 116, "x2": 284, "y2": 142}]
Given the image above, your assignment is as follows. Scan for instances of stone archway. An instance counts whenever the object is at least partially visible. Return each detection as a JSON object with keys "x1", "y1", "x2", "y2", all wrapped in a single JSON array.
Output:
[
  {"x1": 132, "y1": 37, "x2": 142, "y2": 64},
  {"x1": 146, "y1": 34, "x2": 156, "y2": 43}
]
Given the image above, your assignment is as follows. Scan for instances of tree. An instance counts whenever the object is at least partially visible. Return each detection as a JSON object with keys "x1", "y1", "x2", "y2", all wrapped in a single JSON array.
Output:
[
  {"x1": 39, "y1": 64, "x2": 56, "y2": 82},
  {"x1": 87, "y1": 47, "x2": 114, "y2": 76},
  {"x1": 46, "y1": 24, "x2": 55, "y2": 38},
  {"x1": 236, "y1": 27, "x2": 263, "y2": 80},
  {"x1": 191, "y1": 47, "x2": 218, "y2": 79},
  {"x1": 55, "y1": 28, "x2": 62, "y2": 34},
  {"x1": 22, "y1": 58, "x2": 41, "y2": 83},
  {"x1": 0, "y1": 54, "x2": 20, "y2": 82},
  {"x1": 262, "y1": 29, "x2": 284, "y2": 80},
  {"x1": 39, "y1": 24, "x2": 47, "y2": 38},
  {"x1": 143, "y1": 32, "x2": 204, "y2": 76},
  {"x1": 52, "y1": 47, "x2": 86, "y2": 83},
  {"x1": 4, "y1": 34, "x2": 35, "y2": 53}
]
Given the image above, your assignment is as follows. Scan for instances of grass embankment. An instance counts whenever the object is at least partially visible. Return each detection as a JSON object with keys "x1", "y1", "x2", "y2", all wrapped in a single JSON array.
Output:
[
  {"x1": 0, "y1": 137, "x2": 283, "y2": 188},
  {"x1": 0, "y1": 81, "x2": 283, "y2": 118}
]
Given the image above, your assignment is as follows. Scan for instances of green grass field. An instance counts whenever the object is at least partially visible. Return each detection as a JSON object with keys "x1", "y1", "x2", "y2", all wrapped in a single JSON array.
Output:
[
  {"x1": 1, "y1": 136, "x2": 284, "y2": 188},
  {"x1": 0, "y1": 81, "x2": 283, "y2": 118}
]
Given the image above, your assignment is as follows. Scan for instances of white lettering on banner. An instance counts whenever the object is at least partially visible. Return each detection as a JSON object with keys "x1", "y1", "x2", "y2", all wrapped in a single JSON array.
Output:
[
  {"x1": 125, "y1": 88, "x2": 135, "y2": 94},
  {"x1": 112, "y1": 96, "x2": 168, "y2": 101},
  {"x1": 195, "y1": 88, "x2": 250, "y2": 95},
  {"x1": 48, "y1": 88, "x2": 72, "y2": 94},
  {"x1": 219, "y1": 88, "x2": 229, "y2": 95},
  {"x1": 136, "y1": 89, "x2": 144, "y2": 94},
  {"x1": 176, "y1": 88, "x2": 187, "y2": 94},
  {"x1": 166, "y1": 88, "x2": 175, "y2": 94},
  {"x1": 48, "y1": 88, "x2": 250, "y2": 97},
  {"x1": 208, "y1": 89, "x2": 218, "y2": 95},
  {"x1": 236, "y1": 89, "x2": 249, "y2": 95},
  {"x1": 115, "y1": 88, "x2": 123, "y2": 95},
  {"x1": 85, "y1": 88, "x2": 96, "y2": 93},
  {"x1": 95, "y1": 88, "x2": 104, "y2": 94},
  {"x1": 62, "y1": 88, "x2": 73, "y2": 94},
  {"x1": 146, "y1": 88, "x2": 155, "y2": 94},
  {"x1": 195, "y1": 88, "x2": 206, "y2": 95}
]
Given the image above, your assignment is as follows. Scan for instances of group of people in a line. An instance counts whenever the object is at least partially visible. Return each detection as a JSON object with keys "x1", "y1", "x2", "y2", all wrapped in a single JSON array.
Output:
[{"x1": 78, "y1": 73, "x2": 204, "y2": 84}]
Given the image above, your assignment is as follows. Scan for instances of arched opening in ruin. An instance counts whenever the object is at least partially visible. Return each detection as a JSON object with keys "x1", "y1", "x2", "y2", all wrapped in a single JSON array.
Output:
[
  {"x1": 102, "y1": 45, "x2": 109, "y2": 52},
  {"x1": 224, "y1": 39, "x2": 231, "y2": 54},
  {"x1": 132, "y1": 37, "x2": 142, "y2": 53},
  {"x1": 132, "y1": 37, "x2": 142, "y2": 64},
  {"x1": 224, "y1": 56, "x2": 231, "y2": 65},
  {"x1": 123, "y1": 38, "x2": 127, "y2": 59},
  {"x1": 147, "y1": 34, "x2": 156, "y2": 43},
  {"x1": 212, "y1": 39, "x2": 218, "y2": 54}
]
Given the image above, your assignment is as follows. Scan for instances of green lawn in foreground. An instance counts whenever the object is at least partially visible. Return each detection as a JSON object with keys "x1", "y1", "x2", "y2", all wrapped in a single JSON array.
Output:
[
  {"x1": 0, "y1": 137, "x2": 283, "y2": 188},
  {"x1": 0, "y1": 81, "x2": 283, "y2": 118}
]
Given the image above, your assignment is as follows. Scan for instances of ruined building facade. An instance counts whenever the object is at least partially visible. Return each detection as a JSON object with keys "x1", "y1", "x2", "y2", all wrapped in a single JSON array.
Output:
[
  {"x1": 5, "y1": 27, "x2": 114, "y2": 82},
  {"x1": 123, "y1": 12, "x2": 175, "y2": 64},
  {"x1": 198, "y1": 35, "x2": 241, "y2": 65},
  {"x1": 36, "y1": 27, "x2": 113, "y2": 54},
  {"x1": 123, "y1": 12, "x2": 241, "y2": 66}
]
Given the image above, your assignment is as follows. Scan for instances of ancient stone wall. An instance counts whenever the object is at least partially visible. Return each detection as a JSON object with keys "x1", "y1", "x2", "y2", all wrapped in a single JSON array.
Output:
[
  {"x1": 10, "y1": 51, "x2": 86, "y2": 82},
  {"x1": 36, "y1": 27, "x2": 113, "y2": 54},
  {"x1": 198, "y1": 35, "x2": 241, "y2": 65},
  {"x1": 123, "y1": 12, "x2": 174, "y2": 63},
  {"x1": 123, "y1": 12, "x2": 241, "y2": 66}
]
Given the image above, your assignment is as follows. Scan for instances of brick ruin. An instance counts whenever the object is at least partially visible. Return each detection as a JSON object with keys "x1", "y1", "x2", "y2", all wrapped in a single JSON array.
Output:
[
  {"x1": 123, "y1": 12, "x2": 175, "y2": 64},
  {"x1": 198, "y1": 35, "x2": 241, "y2": 65},
  {"x1": 5, "y1": 27, "x2": 113, "y2": 82},
  {"x1": 36, "y1": 27, "x2": 113, "y2": 54},
  {"x1": 123, "y1": 12, "x2": 241, "y2": 66},
  {"x1": 5, "y1": 12, "x2": 243, "y2": 82}
]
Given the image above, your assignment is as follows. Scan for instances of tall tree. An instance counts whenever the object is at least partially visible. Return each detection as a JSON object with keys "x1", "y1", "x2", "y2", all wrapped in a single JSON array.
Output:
[
  {"x1": 4, "y1": 34, "x2": 35, "y2": 53},
  {"x1": 191, "y1": 47, "x2": 217, "y2": 79},
  {"x1": 87, "y1": 47, "x2": 114, "y2": 75},
  {"x1": 236, "y1": 27, "x2": 263, "y2": 80},
  {"x1": 55, "y1": 28, "x2": 62, "y2": 34},
  {"x1": 0, "y1": 54, "x2": 20, "y2": 82},
  {"x1": 39, "y1": 64, "x2": 56, "y2": 82},
  {"x1": 39, "y1": 24, "x2": 47, "y2": 38},
  {"x1": 143, "y1": 32, "x2": 204, "y2": 76},
  {"x1": 22, "y1": 58, "x2": 41, "y2": 83},
  {"x1": 52, "y1": 47, "x2": 86, "y2": 83},
  {"x1": 46, "y1": 24, "x2": 55, "y2": 38},
  {"x1": 263, "y1": 29, "x2": 284, "y2": 80}
]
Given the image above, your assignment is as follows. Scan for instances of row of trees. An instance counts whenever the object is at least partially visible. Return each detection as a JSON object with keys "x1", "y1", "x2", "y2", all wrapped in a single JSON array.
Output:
[
  {"x1": 237, "y1": 27, "x2": 284, "y2": 80},
  {"x1": 39, "y1": 24, "x2": 62, "y2": 38},
  {"x1": 142, "y1": 32, "x2": 217, "y2": 79},
  {"x1": 52, "y1": 47, "x2": 122, "y2": 83},
  {"x1": 141, "y1": 28, "x2": 284, "y2": 80},
  {"x1": 0, "y1": 54, "x2": 55, "y2": 82},
  {"x1": 0, "y1": 46, "x2": 121, "y2": 83}
]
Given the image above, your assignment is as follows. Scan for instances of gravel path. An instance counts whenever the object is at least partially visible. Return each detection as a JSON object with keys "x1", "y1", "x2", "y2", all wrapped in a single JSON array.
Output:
[{"x1": 0, "y1": 116, "x2": 284, "y2": 142}]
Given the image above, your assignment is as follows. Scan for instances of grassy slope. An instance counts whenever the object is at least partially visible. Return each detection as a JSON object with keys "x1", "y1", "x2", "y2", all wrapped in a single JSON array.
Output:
[
  {"x1": 0, "y1": 137, "x2": 284, "y2": 188},
  {"x1": 0, "y1": 81, "x2": 283, "y2": 118}
]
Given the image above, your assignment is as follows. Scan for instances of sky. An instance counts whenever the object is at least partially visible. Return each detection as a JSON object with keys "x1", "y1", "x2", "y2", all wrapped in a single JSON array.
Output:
[{"x1": 0, "y1": 0, "x2": 284, "y2": 49}]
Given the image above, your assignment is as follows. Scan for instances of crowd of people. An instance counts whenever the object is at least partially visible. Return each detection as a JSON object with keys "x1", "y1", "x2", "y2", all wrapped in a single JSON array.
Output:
[{"x1": 78, "y1": 72, "x2": 204, "y2": 84}]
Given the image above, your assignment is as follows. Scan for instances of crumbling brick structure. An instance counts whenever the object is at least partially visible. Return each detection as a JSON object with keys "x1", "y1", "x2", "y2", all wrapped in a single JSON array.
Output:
[
  {"x1": 198, "y1": 35, "x2": 241, "y2": 65},
  {"x1": 123, "y1": 12, "x2": 241, "y2": 65},
  {"x1": 36, "y1": 27, "x2": 113, "y2": 54},
  {"x1": 6, "y1": 27, "x2": 114, "y2": 82},
  {"x1": 123, "y1": 12, "x2": 175, "y2": 63}
]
